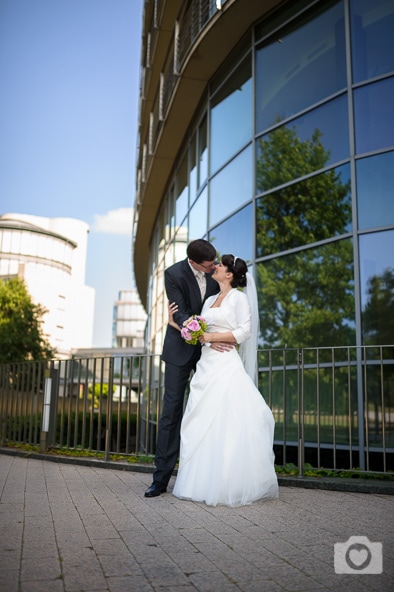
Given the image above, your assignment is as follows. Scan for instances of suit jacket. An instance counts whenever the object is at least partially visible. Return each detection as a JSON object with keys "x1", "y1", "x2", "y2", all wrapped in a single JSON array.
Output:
[{"x1": 161, "y1": 258, "x2": 219, "y2": 366}]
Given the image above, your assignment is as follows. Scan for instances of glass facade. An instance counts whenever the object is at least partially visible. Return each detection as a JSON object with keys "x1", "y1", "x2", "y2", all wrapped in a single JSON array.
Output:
[
  {"x1": 255, "y1": 0, "x2": 347, "y2": 132},
  {"x1": 210, "y1": 54, "x2": 252, "y2": 175},
  {"x1": 356, "y1": 150, "x2": 394, "y2": 230},
  {"x1": 146, "y1": 0, "x2": 393, "y2": 358},
  {"x1": 134, "y1": 0, "x2": 394, "y2": 467},
  {"x1": 209, "y1": 145, "x2": 253, "y2": 228},
  {"x1": 350, "y1": 0, "x2": 394, "y2": 83},
  {"x1": 256, "y1": 96, "x2": 350, "y2": 192},
  {"x1": 359, "y1": 229, "x2": 394, "y2": 346}
]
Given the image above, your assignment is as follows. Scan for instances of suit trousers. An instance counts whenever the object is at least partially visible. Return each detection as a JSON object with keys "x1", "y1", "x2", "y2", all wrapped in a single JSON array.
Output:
[{"x1": 153, "y1": 349, "x2": 201, "y2": 486}]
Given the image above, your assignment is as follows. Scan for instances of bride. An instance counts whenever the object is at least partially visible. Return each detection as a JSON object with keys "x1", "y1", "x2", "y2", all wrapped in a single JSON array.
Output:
[{"x1": 168, "y1": 254, "x2": 278, "y2": 507}]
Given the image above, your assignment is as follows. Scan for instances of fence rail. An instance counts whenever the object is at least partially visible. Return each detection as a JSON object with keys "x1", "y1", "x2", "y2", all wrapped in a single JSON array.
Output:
[{"x1": 1, "y1": 346, "x2": 393, "y2": 475}]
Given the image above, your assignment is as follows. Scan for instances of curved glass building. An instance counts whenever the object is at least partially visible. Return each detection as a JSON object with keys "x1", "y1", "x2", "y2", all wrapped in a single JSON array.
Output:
[{"x1": 133, "y1": 0, "x2": 394, "y2": 469}]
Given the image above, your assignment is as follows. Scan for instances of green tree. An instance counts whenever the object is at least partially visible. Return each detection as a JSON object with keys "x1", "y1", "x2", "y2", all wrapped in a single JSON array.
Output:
[
  {"x1": 0, "y1": 278, "x2": 55, "y2": 363},
  {"x1": 88, "y1": 383, "x2": 111, "y2": 408}
]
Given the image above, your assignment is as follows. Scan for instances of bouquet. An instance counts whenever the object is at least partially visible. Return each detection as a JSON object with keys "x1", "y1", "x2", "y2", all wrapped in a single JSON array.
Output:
[{"x1": 181, "y1": 315, "x2": 208, "y2": 345}]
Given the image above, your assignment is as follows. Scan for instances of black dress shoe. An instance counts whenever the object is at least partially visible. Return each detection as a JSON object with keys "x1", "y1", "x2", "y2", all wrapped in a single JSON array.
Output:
[{"x1": 144, "y1": 482, "x2": 167, "y2": 498}]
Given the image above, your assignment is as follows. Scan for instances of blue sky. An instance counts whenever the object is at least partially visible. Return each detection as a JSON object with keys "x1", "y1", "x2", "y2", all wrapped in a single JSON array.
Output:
[{"x1": 0, "y1": 0, "x2": 144, "y2": 347}]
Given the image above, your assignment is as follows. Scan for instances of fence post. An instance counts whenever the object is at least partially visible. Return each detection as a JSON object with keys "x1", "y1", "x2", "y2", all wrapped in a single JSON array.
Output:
[
  {"x1": 40, "y1": 364, "x2": 57, "y2": 452},
  {"x1": 40, "y1": 368, "x2": 51, "y2": 452},
  {"x1": 105, "y1": 358, "x2": 114, "y2": 461},
  {"x1": 47, "y1": 367, "x2": 58, "y2": 447},
  {"x1": 357, "y1": 347, "x2": 366, "y2": 470},
  {"x1": 0, "y1": 364, "x2": 9, "y2": 445},
  {"x1": 298, "y1": 349, "x2": 305, "y2": 478}
]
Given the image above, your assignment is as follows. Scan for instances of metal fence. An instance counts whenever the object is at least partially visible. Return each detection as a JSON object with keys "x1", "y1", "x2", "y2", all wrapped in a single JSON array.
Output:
[
  {"x1": 0, "y1": 346, "x2": 393, "y2": 475},
  {"x1": 259, "y1": 346, "x2": 394, "y2": 474}
]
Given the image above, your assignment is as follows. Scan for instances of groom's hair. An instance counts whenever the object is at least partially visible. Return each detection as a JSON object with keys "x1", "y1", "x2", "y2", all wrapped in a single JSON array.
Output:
[{"x1": 187, "y1": 239, "x2": 216, "y2": 263}]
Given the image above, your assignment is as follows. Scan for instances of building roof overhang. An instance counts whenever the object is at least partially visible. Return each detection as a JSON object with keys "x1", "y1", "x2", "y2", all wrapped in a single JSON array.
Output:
[{"x1": 134, "y1": 0, "x2": 284, "y2": 307}]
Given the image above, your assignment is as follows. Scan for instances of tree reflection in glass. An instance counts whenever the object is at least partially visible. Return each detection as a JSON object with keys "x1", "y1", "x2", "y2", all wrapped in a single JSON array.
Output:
[
  {"x1": 255, "y1": 124, "x2": 354, "y2": 349},
  {"x1": 361, "y1": 268, "x2": 394, "y2": 452},
  {"x1": 362, "y1": 267, "x2": 394, "y2": 347}
]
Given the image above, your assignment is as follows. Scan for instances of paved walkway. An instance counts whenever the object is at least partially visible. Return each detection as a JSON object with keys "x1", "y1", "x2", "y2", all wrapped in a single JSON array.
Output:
[{"x1": 0, "y1": 453, "x2": 393, "y2": 592}]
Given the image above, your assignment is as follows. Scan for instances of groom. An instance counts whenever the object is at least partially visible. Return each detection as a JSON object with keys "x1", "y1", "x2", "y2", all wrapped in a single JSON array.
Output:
[{"x1": 145, "y1": 239, "x2": 221, "y2": 497}]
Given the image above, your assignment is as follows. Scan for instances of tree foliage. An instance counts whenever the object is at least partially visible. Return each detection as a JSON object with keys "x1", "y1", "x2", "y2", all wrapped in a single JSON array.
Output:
[
  {"x1": 88, "y1": 383, "x2": 111, "y2": 408},
  {"x1": 0, "y1": 278, "x2": 55, "y2": 363}
]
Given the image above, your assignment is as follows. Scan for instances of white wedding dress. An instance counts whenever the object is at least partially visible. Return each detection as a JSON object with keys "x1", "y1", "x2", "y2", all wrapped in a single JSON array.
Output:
[{"x1": 172, "y1": 289, "x2": 279, "y2": 507}]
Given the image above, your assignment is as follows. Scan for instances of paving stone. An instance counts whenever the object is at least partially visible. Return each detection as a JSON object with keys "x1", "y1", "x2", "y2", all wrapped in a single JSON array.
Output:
[
  {"x1": 0, "y1": 568, "x2": 19, "y2": 592},
  {"x1": 20, "y1": 578, "x2": 65, "y2": 592},
  {"x1": 20, "y1": 555, "x2": 62, "y2": 581},
  {"x1": 62, "y1": 567, "x2": 108, "y2": 591},
  {"x1": 0, "y1": 453, "x2": 393, "y2": 592},
  {"x1": 105, "y1": 575, "x2": 155, "y2": 591}
]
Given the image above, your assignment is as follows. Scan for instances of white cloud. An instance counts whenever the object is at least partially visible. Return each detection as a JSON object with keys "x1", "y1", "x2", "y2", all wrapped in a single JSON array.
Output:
[{"x1": 92, "y1": 208, "x2": 133, "y2": 235}]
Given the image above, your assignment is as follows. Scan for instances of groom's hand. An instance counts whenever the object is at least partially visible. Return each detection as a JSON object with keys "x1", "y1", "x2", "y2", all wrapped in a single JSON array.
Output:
[{"x1": 210, "y1": 342, "x2": 235, "y2": 352}]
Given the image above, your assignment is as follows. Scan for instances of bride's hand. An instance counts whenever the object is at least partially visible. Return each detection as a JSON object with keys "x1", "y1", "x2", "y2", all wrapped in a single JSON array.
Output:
[{"x1": 199, "y1": 332, "x2": 209, "y2": 344}]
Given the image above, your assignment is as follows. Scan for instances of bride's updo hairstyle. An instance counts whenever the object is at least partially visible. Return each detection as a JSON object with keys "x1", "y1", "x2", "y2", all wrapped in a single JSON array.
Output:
[{"x1": 221, "y1": 254, "x2": 248, "y2": 288}]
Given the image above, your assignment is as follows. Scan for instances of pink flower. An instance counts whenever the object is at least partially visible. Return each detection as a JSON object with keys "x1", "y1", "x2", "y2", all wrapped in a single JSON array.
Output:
[
  {"x1": 181, "y1": 315, "x2": 208, "y2": 345},
  {"x1": 181, "y1": 328, "x2": 192, "y2": 341},
  {"x1": 187, "y1": 319, "x2": 200, "y2": 332}
]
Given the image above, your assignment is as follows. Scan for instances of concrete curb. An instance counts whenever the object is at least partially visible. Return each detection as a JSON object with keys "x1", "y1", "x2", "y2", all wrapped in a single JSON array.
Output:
[
  {"x1": 277, "y1": 473, "x2": 394, "y2": 495},
  {"x1": 1, "y1": 446, "x2": 393, "y2": 495}
]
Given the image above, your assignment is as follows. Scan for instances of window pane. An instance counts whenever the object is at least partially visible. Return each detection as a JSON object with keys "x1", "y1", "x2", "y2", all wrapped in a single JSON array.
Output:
[
  {"x1": 357, "y1": 151, "x2": 394, "y2": 229},
  {"x1": 189, "y1": 188, "x2": 208, "y2": 241},
  {"x1": 350, "y1": 0, "x2": 394, "y2": 83},
  {"x1": 175, "y1": 154, "x2": 188, "y2": 227},
  {"x1": 198, "y1": 116, "x2": 208, "y2": 188},
  {"x1": 257, "y1": 239, "x2": 355, "y2": 348},
  {"x1": 210, "y1": 56, "x2": 252, "y2": 174},
  {"x1": 256, "y1": 95, "x2": 349, "y2": 193},
  {"x1": 0, "y1": 258, "x2": 18, "y2": 275},
  {"x1": 209, "y1": 145, "x2": 252, "y2": 228},
  {"x1": 256, "y1": 164, "x2": 352, "y2": 257},
  {"x1": 209, "y1": 205, "x2": 253, "y2": 263},
  {"x1": 189, "y1": 134, "x2": 197, "y2": 204},
  {"x1": 169, "y1": 185, "x2": 175, "y2": 238},
  {"x1": 256, "y1": 165, "x2": 352, "y2": 257},
  {"x1": 1, "y1": 230, "x2": 12, "y2": 252},
  {"x1": 360, "y1": 230, "x2": 394, "y2": 345},
  {"x1": 354, "y1": 76, "x2": 394, "y2": 154},
  {"x1": 10, "y1": 231, "x2": 21, "y2": 253},
  {"x1": 20, "y1": 232, "x2": 31, "y2": 256},
  {"x1": 117, "y1": 304, "x2": 133, "y2": 318},
  {"x1": 256, "y1": 0, "x2": 346, "y2": 132}
]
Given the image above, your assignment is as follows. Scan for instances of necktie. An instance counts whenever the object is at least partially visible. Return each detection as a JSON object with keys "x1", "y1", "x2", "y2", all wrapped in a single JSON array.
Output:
[{"x1": 196, "y1": 271, "x2": 206, "y2": 300}]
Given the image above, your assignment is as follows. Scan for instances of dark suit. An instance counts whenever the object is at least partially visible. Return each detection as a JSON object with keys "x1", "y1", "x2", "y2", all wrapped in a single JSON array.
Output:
[{"x1": 153, "y1": 258, "x2": 219, "y2": 486}]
